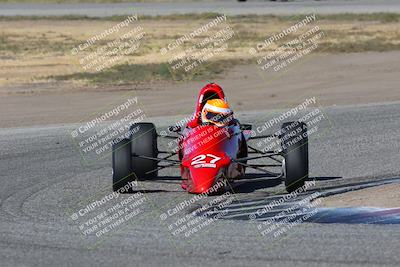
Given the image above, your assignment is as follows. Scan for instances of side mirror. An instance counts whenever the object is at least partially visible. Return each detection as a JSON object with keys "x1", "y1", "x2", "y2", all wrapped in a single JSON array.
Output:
[{"x1": 240, "y1": 124, "x2": 252, "y2": 131}]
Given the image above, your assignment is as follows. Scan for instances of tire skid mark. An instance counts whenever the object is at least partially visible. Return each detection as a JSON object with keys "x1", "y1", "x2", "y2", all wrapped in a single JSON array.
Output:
[{"x1": 1, "y1": 173, "x2": 78, "y2": 223}]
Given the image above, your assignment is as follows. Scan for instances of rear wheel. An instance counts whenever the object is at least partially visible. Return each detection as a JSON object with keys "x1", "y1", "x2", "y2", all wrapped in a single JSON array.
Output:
[{"x1": 281, "y1": 121, "x2": 309, "y2": 193}]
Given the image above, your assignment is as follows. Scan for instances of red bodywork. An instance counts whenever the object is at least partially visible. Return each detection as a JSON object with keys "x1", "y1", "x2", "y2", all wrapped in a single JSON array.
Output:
[{"x1": 178, "y1": 84, "x2": 248, "y2": 194}]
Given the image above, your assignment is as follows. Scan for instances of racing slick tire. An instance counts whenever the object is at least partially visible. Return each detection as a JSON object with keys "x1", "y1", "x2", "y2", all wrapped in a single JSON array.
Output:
[
  {"x1": 129, "y1": 122, "x2": 158, "y2": 181},
  {"x1": 112, "y1": 123, "x2": 158, "y2": 192},
  {"x1": 281, "y1": 121, "x2": 309, "y2": 193},
  {"x1": 112, "y1": 138, "x2": 134, "y2": 192}
]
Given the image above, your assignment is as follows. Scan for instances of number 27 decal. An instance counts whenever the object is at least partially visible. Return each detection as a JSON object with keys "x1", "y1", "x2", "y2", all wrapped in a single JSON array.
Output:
[{"x1": 191, "y1": 154, "x2": 221, "y2": 168}]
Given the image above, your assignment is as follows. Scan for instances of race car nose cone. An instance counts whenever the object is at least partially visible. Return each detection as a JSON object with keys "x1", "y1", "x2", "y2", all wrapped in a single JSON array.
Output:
[{"x1": 187, "y1": 167, "x2": 222, "y2": 194}]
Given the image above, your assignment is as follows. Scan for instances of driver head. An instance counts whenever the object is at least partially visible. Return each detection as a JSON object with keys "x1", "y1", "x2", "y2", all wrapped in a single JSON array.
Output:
[{"x1": 201, "y1": 99, "x2": 233, "y2": 127}]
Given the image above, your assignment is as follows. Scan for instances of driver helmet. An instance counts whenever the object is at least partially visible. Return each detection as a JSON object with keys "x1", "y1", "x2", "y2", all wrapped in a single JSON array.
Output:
[{"x1": 201, "y1": 99, "x2": 233, "y2": 127}]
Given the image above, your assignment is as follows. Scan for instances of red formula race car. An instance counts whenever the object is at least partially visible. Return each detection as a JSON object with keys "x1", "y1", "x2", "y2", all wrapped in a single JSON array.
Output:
[{"x1": 112, "y1": 83, "x2": 309, "y2": 194}]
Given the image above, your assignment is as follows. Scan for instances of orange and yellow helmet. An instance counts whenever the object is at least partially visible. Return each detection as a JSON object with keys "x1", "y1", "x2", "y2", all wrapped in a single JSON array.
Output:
[{"x1": 201, "y1": 99, "x2": 233, "y2": 127}]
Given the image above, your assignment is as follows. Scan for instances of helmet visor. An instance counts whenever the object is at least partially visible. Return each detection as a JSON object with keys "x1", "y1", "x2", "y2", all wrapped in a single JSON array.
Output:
[{"x1": 205, "y1": 111, "x2": 233, "y2": 125}]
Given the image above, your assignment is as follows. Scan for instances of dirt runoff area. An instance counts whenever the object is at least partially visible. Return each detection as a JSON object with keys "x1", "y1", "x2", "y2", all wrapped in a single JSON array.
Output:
[
  {"x1": 320, "y1": 183, "x2": 400, "y2": 208},
  {"x1": 0, "y1": 51, "x2": 399, "y2": 128}
]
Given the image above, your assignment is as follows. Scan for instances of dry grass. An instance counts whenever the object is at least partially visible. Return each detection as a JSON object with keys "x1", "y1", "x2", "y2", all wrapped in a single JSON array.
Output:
[{"x1": 0, "y1": 14, "x2": 399, "y2": 86}]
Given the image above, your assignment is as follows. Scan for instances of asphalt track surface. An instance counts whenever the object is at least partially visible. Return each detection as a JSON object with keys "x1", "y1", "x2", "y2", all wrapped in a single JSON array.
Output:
[
  {"x1": 1, "y1": 102, "x2": 400, "y2": 266},
  {"x1": 1, "y1": 0, "x2": 400, "y2": 17}
]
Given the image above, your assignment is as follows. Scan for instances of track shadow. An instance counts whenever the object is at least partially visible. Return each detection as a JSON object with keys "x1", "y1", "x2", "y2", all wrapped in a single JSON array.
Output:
[
  {"x1": 229, "y1": 176, "x2": 343, "y2": 193},
  {"x1": 243, "y1": 173, "x2": 276, "y2": 179},
  {"x1": 192, "y1": 177, "x2": 400, "y2": 224},
  {"x1": 148, "y1": 176, "x2": 182, "y2": 181},
  {"x1": 126, "y1": 176, "x2": 343, "y2": 194},
  {"x1": 131, "y1": 189, "x2": 171, "y2": 194},
  {"x1": 307, "y1": 176, "x2": 342, "y2": 181},
  {"x1": 120, "y1": 188, "x2": 173, "y2": 194},
  {"x1": 229, "y1": 173, "x2": 282, "y2": 193}
]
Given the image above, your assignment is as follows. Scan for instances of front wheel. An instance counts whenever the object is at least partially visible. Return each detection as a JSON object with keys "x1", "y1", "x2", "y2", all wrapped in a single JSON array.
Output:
[
  {"x1": 281, "y1": 121, "x2": 309, "y2": 193},
  {"x1": 112, "y1": 138, "x2": 134, "y2": 192},
  {"x1": 130, "y1": 122, "x2": 158, "y2": 180},
  {"x1": 112, "y1": 123, "x2": 158, "y2": 192}
]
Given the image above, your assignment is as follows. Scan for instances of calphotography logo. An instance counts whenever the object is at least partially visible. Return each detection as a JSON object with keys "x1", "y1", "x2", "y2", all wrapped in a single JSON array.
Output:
[
  {"x1": 70, "y1": 94, "x2": 147, "y2": 166},
  {"x1": 160, "y1": 13, "x2": 236, "y2": 80},
  {"x1": 155, "y1": 181, "x2": 235, "y2": 240},
  {"x1": 2, "y1": 1, "x2": 400, "y2": 266},
  {"x1": 67, "y1": 181, "x2": 147, "y2": 247},
  {"x1": 71, "y1": 14, "x2": 145, "y2": 72},
  {"x1": 250, "y1": 14, "x2": 326, "y2": 74}
]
